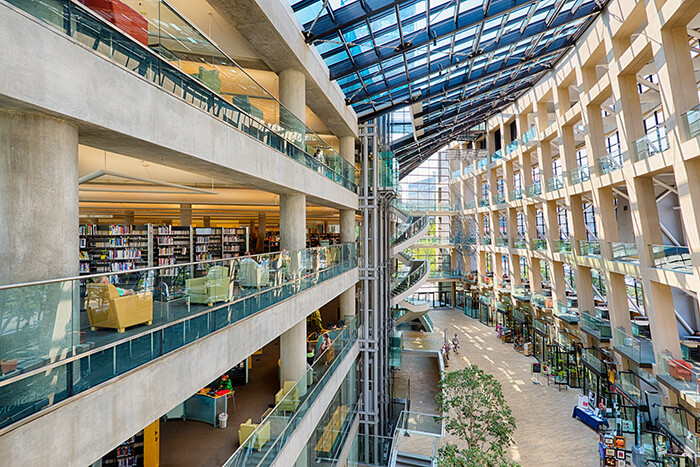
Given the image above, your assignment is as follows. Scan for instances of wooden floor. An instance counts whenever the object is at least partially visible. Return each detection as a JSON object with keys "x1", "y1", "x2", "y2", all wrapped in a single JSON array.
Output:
[{"x1": 406, "y1": 308, "x2": 601, "y2": 467}]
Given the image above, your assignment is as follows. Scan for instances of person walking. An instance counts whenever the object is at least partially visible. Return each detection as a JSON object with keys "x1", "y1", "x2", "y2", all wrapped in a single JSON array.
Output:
[{"x1": 452, "y1": 334, "x2": 460, "y2": 354}]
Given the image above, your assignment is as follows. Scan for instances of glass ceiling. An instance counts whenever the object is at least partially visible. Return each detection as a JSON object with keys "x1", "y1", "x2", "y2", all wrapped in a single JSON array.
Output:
[{"x1": 288, "y1": 0, "x2": 607, "y2": 172}]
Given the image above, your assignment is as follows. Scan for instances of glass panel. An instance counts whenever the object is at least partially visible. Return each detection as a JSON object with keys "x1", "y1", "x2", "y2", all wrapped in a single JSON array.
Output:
[
  {"x1": 579, "y1": 240, "x2": 601, "y2": 257},
  {"x1": 649, "y1": 245, "x2": 692, "y2": 273},
  {"x1": 545, "y1": 175, "x2": 564, "y2": 192},
  {"x1": 568, "y1": 165, "x2": 591, "y2": 184},
  {"x1": 633, "y1": 124, "x2": 669, "y2": 161},
  {"x1": 0, "y1": 244, "x2": 357, "y2": 429},
  {"x1": 610, "y1": 242, "x2": 639, "y2": 263},
  {"x1": 682, "y1": 104, "x2": 700, "y2": 139},
  {"x1": 614, "y1": 327, "x2": 655, "y2": 364}
]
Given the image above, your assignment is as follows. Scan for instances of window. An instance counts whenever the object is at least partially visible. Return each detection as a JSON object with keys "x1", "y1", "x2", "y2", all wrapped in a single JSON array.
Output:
[
  {"x1": 516, "y1": 212, "x2": 526, "y2": 238},
  {"x1": 499, "y1": 213, "x2": 507, "y2": 237},
  {"x1": 536, "y1": 209, "x2": 546, "y2": 238},
  {"x1": 514, "y1": 172, "x2": 522, "y2": 191},
  {"x1": 552, "y1": 158, "x2": 562, "y2": 177},
  {"x1": 591, "y1": 269, "x2": 606, "y2": 299},
  {"x1": 576, "y1": 146, "x2": 588, "y2": 167},
  {"x1": 583, "y1": 202, "x2": 598, "y2": 240},
  {"x1": 557, "y1": 207, "x2": 569, "y2": 240},
  {"x1": 509, "y1": 121, "x2": 517, "y2": 142}
]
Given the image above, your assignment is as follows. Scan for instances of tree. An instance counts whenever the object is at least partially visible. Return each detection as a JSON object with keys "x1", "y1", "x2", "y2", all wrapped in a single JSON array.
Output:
[{"x1": 435, "y1": 365, "x2": 519, "y2": 467}]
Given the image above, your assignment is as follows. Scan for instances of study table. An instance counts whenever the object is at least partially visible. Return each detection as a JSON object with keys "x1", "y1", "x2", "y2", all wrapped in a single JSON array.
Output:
[{"x1": 166, "y1": 388, "x2": 234, "y2": 427}]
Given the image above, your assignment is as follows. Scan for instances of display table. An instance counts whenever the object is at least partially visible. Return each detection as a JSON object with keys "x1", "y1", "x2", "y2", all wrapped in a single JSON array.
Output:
[
  {"x1": 166, "y1": 388, "x2": 233, "y2": 427},
  {"x1": 572, "y1": 406, "x2": 608, "y2": 431}
]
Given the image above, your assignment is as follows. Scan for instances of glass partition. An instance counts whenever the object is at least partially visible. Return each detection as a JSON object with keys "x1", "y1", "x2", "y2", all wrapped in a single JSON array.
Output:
[
  {"x1": 633, "y1": 124, "x2": 669, "y2": 161},
  {"x1": 6, "y1": 0, "x2": 358, "y2": 191},
  {"x1": 597, "y1": 151, "x2": 625, "y2": 174},
  {"x1": 614, "y1": 327, "x2": 655, "y2": 365},
  {"x1": 649, "y1": 245, "x2": 692, "y2": 273},
  {"x1": 580, "y1": 312, "x2": 612, "y2": 340},
  {"x1": 657, "y1": 351, "x2": 700, "y2": 406},
  {"x1": 545, "y1": 175, "x2": 564, "y2": 192},
  {"x1": 505, "y1": 140, "x2": 519, "y2": 154},
  {"x1": 682, "y1": 104, "x2": 700, "y2": 140},
  {"x1": 525, "y1": 182, "x2": 542, "y2": 197},
  {"x1": 579, "y1": 240, "x2": 601, "y2": 257},
  {"x1": 0, "y1": 243, "x2": 357, "y2": 429},
  {"x1": 223, "y1": 317, "x2": 359, "y2": 466},
  {"x1": 509, "y1": 189, "x2": 523, "y2": 201},
  {"x1": 568, "y1": 166, "x2": 592, "y2": 184},
  {"x1": 610, "y1": 242, "x2": 639, "y2": 263},
  {"x1": 531, "y1": 239, "x2": 547, "y2": 251},
  {"x1": 553, "y1": 240, "x2": 572, "y2": 254},
  {"x1": 512, "y1": 238, "x2": 528, "y2": 249},
  {"x1": 521, "y1": 126, "x2": 537, "y2": 145}
]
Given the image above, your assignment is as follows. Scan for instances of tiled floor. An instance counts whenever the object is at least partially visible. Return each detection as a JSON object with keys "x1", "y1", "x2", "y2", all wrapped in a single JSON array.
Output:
[{"x1": 414, "y1": 308, "x2": 600, "y2": 467}]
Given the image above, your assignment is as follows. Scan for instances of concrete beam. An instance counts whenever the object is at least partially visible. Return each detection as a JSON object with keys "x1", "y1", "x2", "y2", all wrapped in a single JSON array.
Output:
[
  {"x1": 0, "y1": 268, "x2": 359, "y2": 467},
  {"x1": 207, "y1": 0, "x2": 358, "y2": 139},
  {"x1": 0, "y1": 4, "x2": 357, "y2": 211}
]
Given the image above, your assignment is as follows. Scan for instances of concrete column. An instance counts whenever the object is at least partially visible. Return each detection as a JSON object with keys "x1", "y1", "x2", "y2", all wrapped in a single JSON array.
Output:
[
  {"x1": 279, "y1": 193, "x2": 307, "y2": 394},
  {"x1": 180, "y1": 203, "x2": 192, "y2": 226},
  {"x1": 280, "y1": 320, "x2": 307, "y2": 392},
  {"x1": 124, "y1": 210, "x2": 135, "y2": 225},
  {"x1": 0, "y1": 110, "x2": 78, "y2": 283},
  {"x1": 279, "y1": 69, "x2": 306, "y2": 149},
  {"x1": 279, "y1": 194, "x2": 306, "y2": 251},
  {"x1": 258, "y1": 212, "x2": 267, "y2": 249},
  {"x1": 0, "y1": 110, "x2": 79, "y2": 370}
]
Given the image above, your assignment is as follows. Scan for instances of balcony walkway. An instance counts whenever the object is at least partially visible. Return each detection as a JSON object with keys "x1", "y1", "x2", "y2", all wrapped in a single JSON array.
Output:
[{"x1": 414, "y1": 308, "x2": 600, "y2": 467}]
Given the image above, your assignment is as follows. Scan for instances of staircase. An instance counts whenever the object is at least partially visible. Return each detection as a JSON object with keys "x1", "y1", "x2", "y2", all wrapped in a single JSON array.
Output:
[
  {"x1": 391, "y1": 260, "x2": 430, "y2": 305},
  {"x1": 394, "y1": 298, "x2": 432, "y2": 331},
  {"x1": 391, "y1": 214, "x2": 430, "y2": 256},
  {"x1": 395, "y1": 452, "x2": 433, "y2": 467}
]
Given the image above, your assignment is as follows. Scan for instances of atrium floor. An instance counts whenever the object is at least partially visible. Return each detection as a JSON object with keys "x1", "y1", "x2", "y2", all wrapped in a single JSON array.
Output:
[
  {"x1": 416, "y1": 308, "x2": 600, "y2": 467},
  {"x1": 159, "y1": 339, "x2": 280, "y2": 466}
]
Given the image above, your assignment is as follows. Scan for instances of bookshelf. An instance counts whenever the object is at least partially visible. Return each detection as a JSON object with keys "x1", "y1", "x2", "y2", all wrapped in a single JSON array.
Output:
[
  {"x1": 307, "y1": 232, "x2": 340, "y2": 247},
  {"x1": 263, "y1": 230, "x2": 280, "y2": 253},
  {"x1": 222, "y1": 227, "x2": 248, "y2": 258},
  {"x1": 79, "y1": 224, "x2": 152, "y2": 275},
  {"x1": 194, "y1": 227, "x2": 222, "y2": 270},
  {"x1": 155, "y1": 225, "x2": 192, "y2": 277},
  {"x1": 101, "y1": 433, "x2": 143, "y2": 466}
]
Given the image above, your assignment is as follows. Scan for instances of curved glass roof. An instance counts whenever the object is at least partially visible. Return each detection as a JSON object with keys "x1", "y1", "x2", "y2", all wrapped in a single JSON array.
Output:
[{"x1": 288, "y1": 0, "x2": 607, "y2": 169}]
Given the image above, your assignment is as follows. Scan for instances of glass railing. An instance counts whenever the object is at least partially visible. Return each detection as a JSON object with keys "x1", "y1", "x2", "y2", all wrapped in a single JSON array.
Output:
[
  {"x1": 610, "y1": 242, "x2": 639, "y2": 263},
  {"x1": 493, "y1": 193, "x2": 506, "y2": 205},
  {"x1": 521, "y1": 126, "x2": 537, "y2": 145},
  {"x1": 597, "y1": 151, "x2": 624, "y2": 175},
  {"x1": 490, "y1": 149, "x2": 503, "y2": 163},
  {"x1": 531, "y1": 238, "x2": 547, "y2": 250},
  {"x1": 509, "y1": 189, "x2": 523, "y2": 201},
  {"x1": 495, "y1": 237, "x2": 509, "y2": 247},
  {"x1": 580, "y1": 312, "x2": 612, "y2": 340},
  {"x1": 532, "y1": 292, "x2": 553, "y2": 309},
  {"x1": 477, "y1": 157, "x2": 489, "y2": 170},
  {"x1": 581, "y1": 348, "x2": 606, "y2": 373},
  {"x1": 553, "y1": 240, "x2": 572, "y2": 254},
  {"x1": 634, "y1": 124, "x2": 669, "y2": 161},
  {"x1": 579, "y1": 240, "x2": 601, "y2": 257},
  {"x1": 480, "y1": 237, "x2": 492, "y2": 246},
  {"x1": 9, "y1": 0, "x2": 358, "y2": 192},
  {"x1": 391, "y1": 214, "x2": 429, "y2": 246},
  {"x1": 650, "y1": 245, "x2": 692, "y2": 274},
  {"x1": 479, "y1": 197, "x2": 490, "y2": 207},
  {"x1": 533, "y1": 318, "x2": 548, "y2": 335},
  {"x1": 614, "y1": 327, "x2": 655, "y2": 364},
  {"x1": 509, "y1": 238, "x2": 525, "y2": 249},
  {"x1": 568, "y1": 166, "x2": 592, "y2": 184},
  {"x1": 545, "y1": 175, "x2": 564, "y2": 192},
  {"x1": 415, "y1": 236, "x2": 452, "y2": 246},
  {"x1": 659, "y1": 406, "x2": 699, "y2": 455},
  {"x1": 451, "y1": 169, "x2": 461, "y2": 180},
  {"x1": 657, "y1": 352, "x2": 700, "y2": 404},
  {"x1": 525, "y1": 183, "x2": 542, "y2": 197},
  {"x1": 512, "y1": 309, "x2": 526, "y2": 322},
  {"x1": 616, "y1": 371, "x2": 642, "y2": 401},
  {"x1": 463, "y1": 200, "x2": 476, "y2": 210},
  {"x1": 0, "y1": 243, "x2": 357, "y2": 429},
  {"x1": 506, "y1": 140, "x2": 519, "y2": 154},
  {"x1": 554, "y1": 302, "x2": 579, "y2": 323},
  {"x1": 428, "y1": 269, "x2": 462, "y2": 279},
  {"x1": 682, "y1": 104, "x2": 700, "y2": 140},
  {"x1": 223, "y1": 317, "x2": 358, "y2": 466},
  {"x1": 391, "y1": 260, "x2": 430, "y2": 297},
  {"x1": 512, "y1": 286, "x2": 530, "y2": 301},
  {"x1": 464, "y1": 165, "x2": 475, "y2": 177}
]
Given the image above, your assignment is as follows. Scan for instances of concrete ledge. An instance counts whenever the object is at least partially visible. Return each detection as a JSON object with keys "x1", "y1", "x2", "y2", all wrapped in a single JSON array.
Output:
[
  {"x1": 0, "y1": 268, "x2": 358, "y2": 467},
  {"x1": 270, "y1": 341, "x2": 359, "y2": 467},
  {"x1": 0, "y1": 3, "x2": 358, "y2": 210}
]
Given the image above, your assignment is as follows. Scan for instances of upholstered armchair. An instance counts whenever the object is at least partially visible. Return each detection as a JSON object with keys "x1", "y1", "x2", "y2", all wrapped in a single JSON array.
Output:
[
  {"x1": 238, "y1": 419, "x2": 270, "y2": 451},
  {"x1": 186, "y1": 266, "x2": 230, "y2": 304},
  {"x1": 275, "y1": 381, "x2": 299, "y2": 412},
  {"x1": 86, "y1": 284, "x2": 153, "y2": 333}
]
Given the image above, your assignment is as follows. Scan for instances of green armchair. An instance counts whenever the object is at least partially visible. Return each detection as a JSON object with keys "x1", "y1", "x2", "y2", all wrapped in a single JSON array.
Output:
[
  {"x1": 238, "y1": 418, "x2": 270, "y2": 451},
  {"x1": 275, "y1": 381, "x2": 299, "y2": 412},
  {"x1": 186, "y1": 266, "x2": 230, "y2": 304}
]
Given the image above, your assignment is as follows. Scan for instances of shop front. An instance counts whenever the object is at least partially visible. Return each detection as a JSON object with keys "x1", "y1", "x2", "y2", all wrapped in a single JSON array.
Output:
[
  {"x1": 532, "y1": 318, "x2": 549, "y2": 363},
  {"x1": 479, "y1": 293, "x2": 496, "y2": 327},
  {"x1": 512, "y1": 307, "x2": 532, "y2": 353}
]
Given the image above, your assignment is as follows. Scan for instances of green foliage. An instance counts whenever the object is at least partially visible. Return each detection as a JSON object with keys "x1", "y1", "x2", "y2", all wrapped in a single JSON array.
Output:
[
  {"x1": 435, "y1": 365, "x2": 519, "y2": 467},
  {"x1": 307, "y1": 309, "x2": 323, "y2": 333}
]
